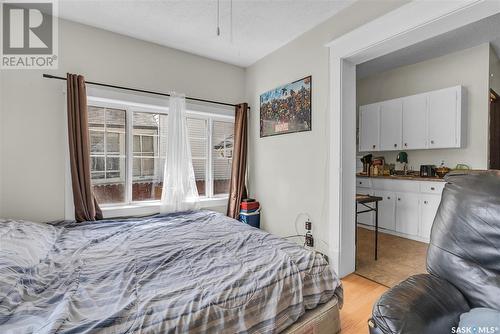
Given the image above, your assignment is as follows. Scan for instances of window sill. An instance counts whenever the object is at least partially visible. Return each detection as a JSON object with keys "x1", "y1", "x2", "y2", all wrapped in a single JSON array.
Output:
[{"x1": 101, "y1": 197, "x2": 228, "y2": 219}]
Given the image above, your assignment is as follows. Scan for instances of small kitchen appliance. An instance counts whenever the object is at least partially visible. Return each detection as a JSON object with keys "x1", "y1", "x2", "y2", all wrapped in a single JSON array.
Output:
[{"x1": 420, "y1": 165, "x2": 436, "y2": 177}]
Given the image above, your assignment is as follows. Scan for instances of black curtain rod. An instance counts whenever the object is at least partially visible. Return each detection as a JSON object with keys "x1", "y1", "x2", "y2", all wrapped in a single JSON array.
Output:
[{"x1": 42, "y1": 74, "x2": 247, "y2": 109}]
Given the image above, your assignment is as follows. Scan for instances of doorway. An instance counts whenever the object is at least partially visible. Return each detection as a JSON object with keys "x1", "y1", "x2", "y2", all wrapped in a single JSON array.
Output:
[
  {"x1": 490, "y1": 89, "x2": 500, "y2": 169},
  {"x1": 327, "y1": 1, "x2": 500, "y2": 277}
]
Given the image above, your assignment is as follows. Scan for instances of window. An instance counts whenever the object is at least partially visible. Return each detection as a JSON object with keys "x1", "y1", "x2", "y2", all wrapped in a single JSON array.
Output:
[
  {"x1": 87, "y1": 97, "x2": 234, "y2": 207},
  {"x1": 132, "y1": 112, "x2": 167, "y2": 201},
  {"x1": 88, "y1": 106, "x2": 126, "y2": 204},
  {"x1": 212, "y1": 120, "x2": 233, "y2": 195}
]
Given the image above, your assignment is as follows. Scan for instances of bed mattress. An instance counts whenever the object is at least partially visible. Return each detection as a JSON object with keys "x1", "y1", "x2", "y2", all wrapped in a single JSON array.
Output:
[{"x1": 0, "y1": 210, "x2": 342, "y2": 333}]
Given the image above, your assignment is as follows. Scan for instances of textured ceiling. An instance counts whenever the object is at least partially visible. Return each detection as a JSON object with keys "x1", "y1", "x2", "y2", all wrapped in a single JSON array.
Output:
[
  {"x1": 58, "y1": 0, "x2": 354, "y2": 67},
  {"x1": 357, "y1": 12, "x2": 500, "y2": 79}
]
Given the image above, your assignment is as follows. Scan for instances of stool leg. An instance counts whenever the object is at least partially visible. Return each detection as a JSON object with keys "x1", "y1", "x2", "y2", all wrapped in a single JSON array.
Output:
[{"x1": 375, "y1": 201, "x2": 378, "y2": 261}]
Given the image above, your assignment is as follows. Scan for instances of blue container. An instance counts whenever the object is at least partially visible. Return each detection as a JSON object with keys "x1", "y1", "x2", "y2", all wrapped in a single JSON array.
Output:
[{"x1": 239, "y1": 211, "x2": 260, "y2": 229}]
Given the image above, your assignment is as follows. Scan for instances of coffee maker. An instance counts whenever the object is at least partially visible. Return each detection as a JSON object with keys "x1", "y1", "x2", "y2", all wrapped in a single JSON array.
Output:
[
  {"x1": 360, "y1": 154, "x2": 372, "y2": 175},
  {"x1": 420, "y1": 165, "x2": 436, "y2": 177}
]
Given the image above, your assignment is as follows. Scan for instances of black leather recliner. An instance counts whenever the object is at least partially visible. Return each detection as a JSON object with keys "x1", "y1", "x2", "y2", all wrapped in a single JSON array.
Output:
[{"x1": 369, "y1": 171, "x2": 500, "y2": 334}]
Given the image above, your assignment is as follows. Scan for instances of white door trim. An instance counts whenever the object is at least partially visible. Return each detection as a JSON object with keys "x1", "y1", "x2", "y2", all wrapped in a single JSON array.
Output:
[{"x1": 327, "y1": 0, "x2": 500, "y2": 276}]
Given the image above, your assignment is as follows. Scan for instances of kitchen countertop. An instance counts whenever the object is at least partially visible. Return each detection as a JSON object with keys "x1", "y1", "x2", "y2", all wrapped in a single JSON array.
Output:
[{"x1": 356, "y1": 173, "x2": 446, "y2": 182}]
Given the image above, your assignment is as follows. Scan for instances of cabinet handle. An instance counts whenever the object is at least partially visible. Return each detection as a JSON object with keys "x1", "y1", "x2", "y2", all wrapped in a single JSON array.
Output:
[
  {"x1": 372, "y1": 144, "x2": 376, "y2": 149},
  {"x1": 398, "y1": 198, "x2": 401, "y2": 201},
  {"x1": 387, "y1": 196, "x2": 391, "y2": 200},
  {"x1": 431, "y1": 187, "x2": 435, "y2": 190},
  {"x1": 424, "y1": 201, "x2": 428, "y2": 204},
  {"x1": 394, "y1": 144, "x2": 397, "y2": 148},
  {"x1": 404, "y1": 143, "x2": 408, "y2": 147},
  {"x1": 430, "y1": 140, "x2": 435, "y2": 144}
]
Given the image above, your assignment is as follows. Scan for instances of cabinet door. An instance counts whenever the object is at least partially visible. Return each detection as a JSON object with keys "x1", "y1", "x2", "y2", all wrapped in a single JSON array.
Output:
[
  {"x1": 380, "y1": 99, "x2": 403, "y2": 151},
  {"x1": 359, "y1": 104, "x2": 380, "y2": 152},
  {"x1": 395, "y1": 192, "x2": 420, "y2": 236},
  {"x1": 373, "y1": 190, "x2": 396, "y2": 231},
  {"x1": 402, "y1": 94, "x2": 428, "y2": 149},
  {"x1": 420, "y1": 194, "x2": 441, "y2": 241},
  {"x1": 356, "y1": 188, "x2": 374, "y2": 226},
  {"x1": 428, "y1": 87, "x2": 458, "y2": 149}
]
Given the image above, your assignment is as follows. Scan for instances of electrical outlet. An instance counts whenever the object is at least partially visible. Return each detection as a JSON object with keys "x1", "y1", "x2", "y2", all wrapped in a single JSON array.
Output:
[
  {"x1": 305, "y1": 231, "x2": 314, "y2": 247},
  {"x1": 305, "y1": 219, "x2": 312, "y2": 231}
]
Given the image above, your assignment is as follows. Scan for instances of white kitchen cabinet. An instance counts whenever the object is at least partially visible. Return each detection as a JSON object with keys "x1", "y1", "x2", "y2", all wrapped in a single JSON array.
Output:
[
  {"x1": 373, "y1": 190, "x2": 396, "y2": 230},
  {"x1": 358, "y1": 86, "x2": 466, "y2": 152},
  {"x1": 402, "y1": 93, "x2": 428, "y2": 150},
  {"x1": 359, "y1": 103, "x2": 380, "y2": 152},
  {"x1": 419, "y1": 194, "x2": 441, "y2": 241},
  {"x1": 395, "y1": 192, "x2": 420, "y2": 236},
  {"x1": 428, "y1": 86, "x2": 460, "y2": 149},
  {"x1": 379, "y1": 99, "x2": 403, "y2": 151}
]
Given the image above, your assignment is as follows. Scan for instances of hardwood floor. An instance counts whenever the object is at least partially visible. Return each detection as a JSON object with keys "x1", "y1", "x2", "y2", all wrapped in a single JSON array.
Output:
[
  {"x1": 356, "y1": 227, "x2": 427, "y2": 287},
  {"x1": 339, "y1": 274, "x2": 388, "y2": 334}
]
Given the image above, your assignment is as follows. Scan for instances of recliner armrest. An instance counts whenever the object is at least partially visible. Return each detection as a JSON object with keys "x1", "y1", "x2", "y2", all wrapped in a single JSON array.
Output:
[{"x1": 369, "y1": 274, "x2": 470, "y2": 334}]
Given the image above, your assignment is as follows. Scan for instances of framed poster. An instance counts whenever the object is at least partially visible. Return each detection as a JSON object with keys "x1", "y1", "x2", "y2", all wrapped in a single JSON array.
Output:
[{"x1": 260, "y1": 76, "x2": 311, "y2": 137}]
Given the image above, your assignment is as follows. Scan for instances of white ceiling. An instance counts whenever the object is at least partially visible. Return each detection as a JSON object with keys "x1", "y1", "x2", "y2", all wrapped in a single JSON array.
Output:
[
  {"x1": 357, "y1": 12, "x2": 500, "y2": 79},
  {"x1": 58, "y1": 0, "x2": 354, "y2": 67}
]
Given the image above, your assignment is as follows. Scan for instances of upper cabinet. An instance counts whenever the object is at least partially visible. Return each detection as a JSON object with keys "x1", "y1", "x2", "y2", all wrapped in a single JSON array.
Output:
[
  {"x1": 358, "y1": 86, "x2": 466, "y2": 152},
  {"x1": 359, "y1": 103, "x2": 380, "y2": 152},
  {"x1": 380, "y1": 99, "x2": 403, "y2": 151},
  {"x1": 428, "y1": 86, "x2": 465, "y2": 149},
  {"x1": 402, "y1": 94, "x2": 427, "y2": 150}
]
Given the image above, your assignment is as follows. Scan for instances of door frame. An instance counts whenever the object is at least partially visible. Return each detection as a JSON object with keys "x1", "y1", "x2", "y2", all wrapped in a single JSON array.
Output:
[
  {"x1": 326, "y1": 0, "x2": 500, "y2": 277},
  {"x1": 489, "y1": 88, "x2": 500, "y2": 169}
]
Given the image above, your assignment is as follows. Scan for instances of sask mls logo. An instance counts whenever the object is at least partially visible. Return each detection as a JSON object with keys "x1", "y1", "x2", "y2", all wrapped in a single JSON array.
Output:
[{"x1": 1, "y1": 0, "x2": 58, "y2": 69}]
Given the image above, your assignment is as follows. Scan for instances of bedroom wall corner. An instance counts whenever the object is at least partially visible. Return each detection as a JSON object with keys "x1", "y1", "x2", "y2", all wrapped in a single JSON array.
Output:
[
  {"x1": 1, "y1": 19, "x2": 245, "y2": 222},
  {"x1": 244, "y1": 1, "x2": 408, "y2": 259}
]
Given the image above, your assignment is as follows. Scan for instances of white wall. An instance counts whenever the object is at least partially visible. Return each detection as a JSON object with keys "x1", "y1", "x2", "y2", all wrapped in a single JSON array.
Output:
[
  {"x1": 245, "y1": 1, "x2": 407, "y2": 252},
  {"x1": 0, "y1": 19, "x2": 245, "y2": 222},
  {"x1": 0, "y1": 69, "x2": 3, "y2": 218},
  {"x1": 490, "y1": 46, "x2": 500, "y2": 95},
  {"x1": 357, "y1": 44, "x2": 490, "y2": 169}
]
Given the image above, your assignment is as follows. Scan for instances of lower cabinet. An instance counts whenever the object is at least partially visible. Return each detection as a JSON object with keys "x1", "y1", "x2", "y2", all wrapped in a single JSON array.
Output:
[
  {"x1": 356, "y1": 178, "x2": 444, "y2": 243},
  {"x1": 373, "y1": 190, "x2": 396, "y2": 230},
  {"x1": 395, "y1": 192, "x2": 420, "y2": 236},
  {"x1": 419, "y1": 194, "x2": 441, "y2": 240}
]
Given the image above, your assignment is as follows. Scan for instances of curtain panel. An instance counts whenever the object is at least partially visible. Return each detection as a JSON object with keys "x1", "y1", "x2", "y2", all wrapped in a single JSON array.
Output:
[
  {"x1": 227, "y1": 103, "x2": 248, "y2": 218},
  {"x1": 160, "y1": 93, "x2": 200, "y2": 213},
  {"x1": 66, "y1": 73, "x2": 102, "y2": 222}
]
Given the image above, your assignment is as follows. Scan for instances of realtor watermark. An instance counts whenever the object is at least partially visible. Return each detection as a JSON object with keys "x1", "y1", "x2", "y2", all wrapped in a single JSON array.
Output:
[
  {"x1": 452, "y1": 326, "x2": 500, "y2": 334},
  {"x1": 1, "y1": 0, "x2": 58, "y2": 69}
]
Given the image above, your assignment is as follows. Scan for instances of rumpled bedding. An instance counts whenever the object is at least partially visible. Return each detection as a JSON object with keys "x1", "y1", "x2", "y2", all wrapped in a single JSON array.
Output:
[{"x1": 0, "y1": 210, "x2": 342, "y2": 333}]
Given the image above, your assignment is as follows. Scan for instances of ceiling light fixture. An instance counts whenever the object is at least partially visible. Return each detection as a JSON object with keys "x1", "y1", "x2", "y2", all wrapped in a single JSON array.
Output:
[
  {"x1": 230, "y1": 0, "x2": 233, "y2": 43},
  {"x1": 216, "y1": 0, "x2": 221, "y2": 36}
]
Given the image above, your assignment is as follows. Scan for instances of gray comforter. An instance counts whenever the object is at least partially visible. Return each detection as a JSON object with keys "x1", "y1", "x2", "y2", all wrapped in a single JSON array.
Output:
[{"x1": 0, "y1": 210, "x2": 342, "y2": 333}]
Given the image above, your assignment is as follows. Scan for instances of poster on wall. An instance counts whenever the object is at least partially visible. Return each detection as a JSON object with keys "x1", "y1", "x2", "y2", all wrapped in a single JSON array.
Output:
[{"x1": 260, "y1": 76, "x2": 312, "y2": 137}]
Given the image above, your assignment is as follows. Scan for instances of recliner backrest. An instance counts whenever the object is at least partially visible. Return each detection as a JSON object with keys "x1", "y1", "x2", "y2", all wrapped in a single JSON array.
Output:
[{"x1": 427, "y1": 171, "x2": 500, "y2": 309}]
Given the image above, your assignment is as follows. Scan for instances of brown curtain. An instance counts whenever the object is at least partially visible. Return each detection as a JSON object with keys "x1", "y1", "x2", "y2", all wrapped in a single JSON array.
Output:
[
  {"x1": 67, "y1": 73, "x2": 103, "y2": 222},
  {"x1": 227, "y1": 103, "x2": 248, "y2": 218}
]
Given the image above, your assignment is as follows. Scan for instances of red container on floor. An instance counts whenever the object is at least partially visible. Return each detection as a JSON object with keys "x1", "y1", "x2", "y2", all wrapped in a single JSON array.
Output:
[{"x1": 241, "y1": 201, "x2": 260, "y2": 211}]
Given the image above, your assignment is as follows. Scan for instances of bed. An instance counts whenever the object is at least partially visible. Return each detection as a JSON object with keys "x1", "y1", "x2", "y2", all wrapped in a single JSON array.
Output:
[{"x1": 0, "y1": 210, "x2": 342, "y2": 333}]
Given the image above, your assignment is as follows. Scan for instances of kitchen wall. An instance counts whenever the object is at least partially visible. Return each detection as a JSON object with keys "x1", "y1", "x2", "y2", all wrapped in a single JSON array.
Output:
[
  {"x1": 490, "y1": 46, "x2": 500, "y2": 95},
  {"x1": 1, "y1": 19, "x2": 245, "y2": 222},
  {"x1": 245, "y1": 1, "x2": 407, "y2": 251},
  {"x1": 357, "y1": 44, "x2": 490, "y2": 170}
]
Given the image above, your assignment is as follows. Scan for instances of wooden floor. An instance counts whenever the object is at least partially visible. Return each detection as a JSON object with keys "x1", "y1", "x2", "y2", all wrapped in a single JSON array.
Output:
[
  {"x1": 339, "y1": 274, "x2": 388, "y2": 334},
  {"x1": 355, "y1": 227, "x2": 427, "y2": 287}
]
